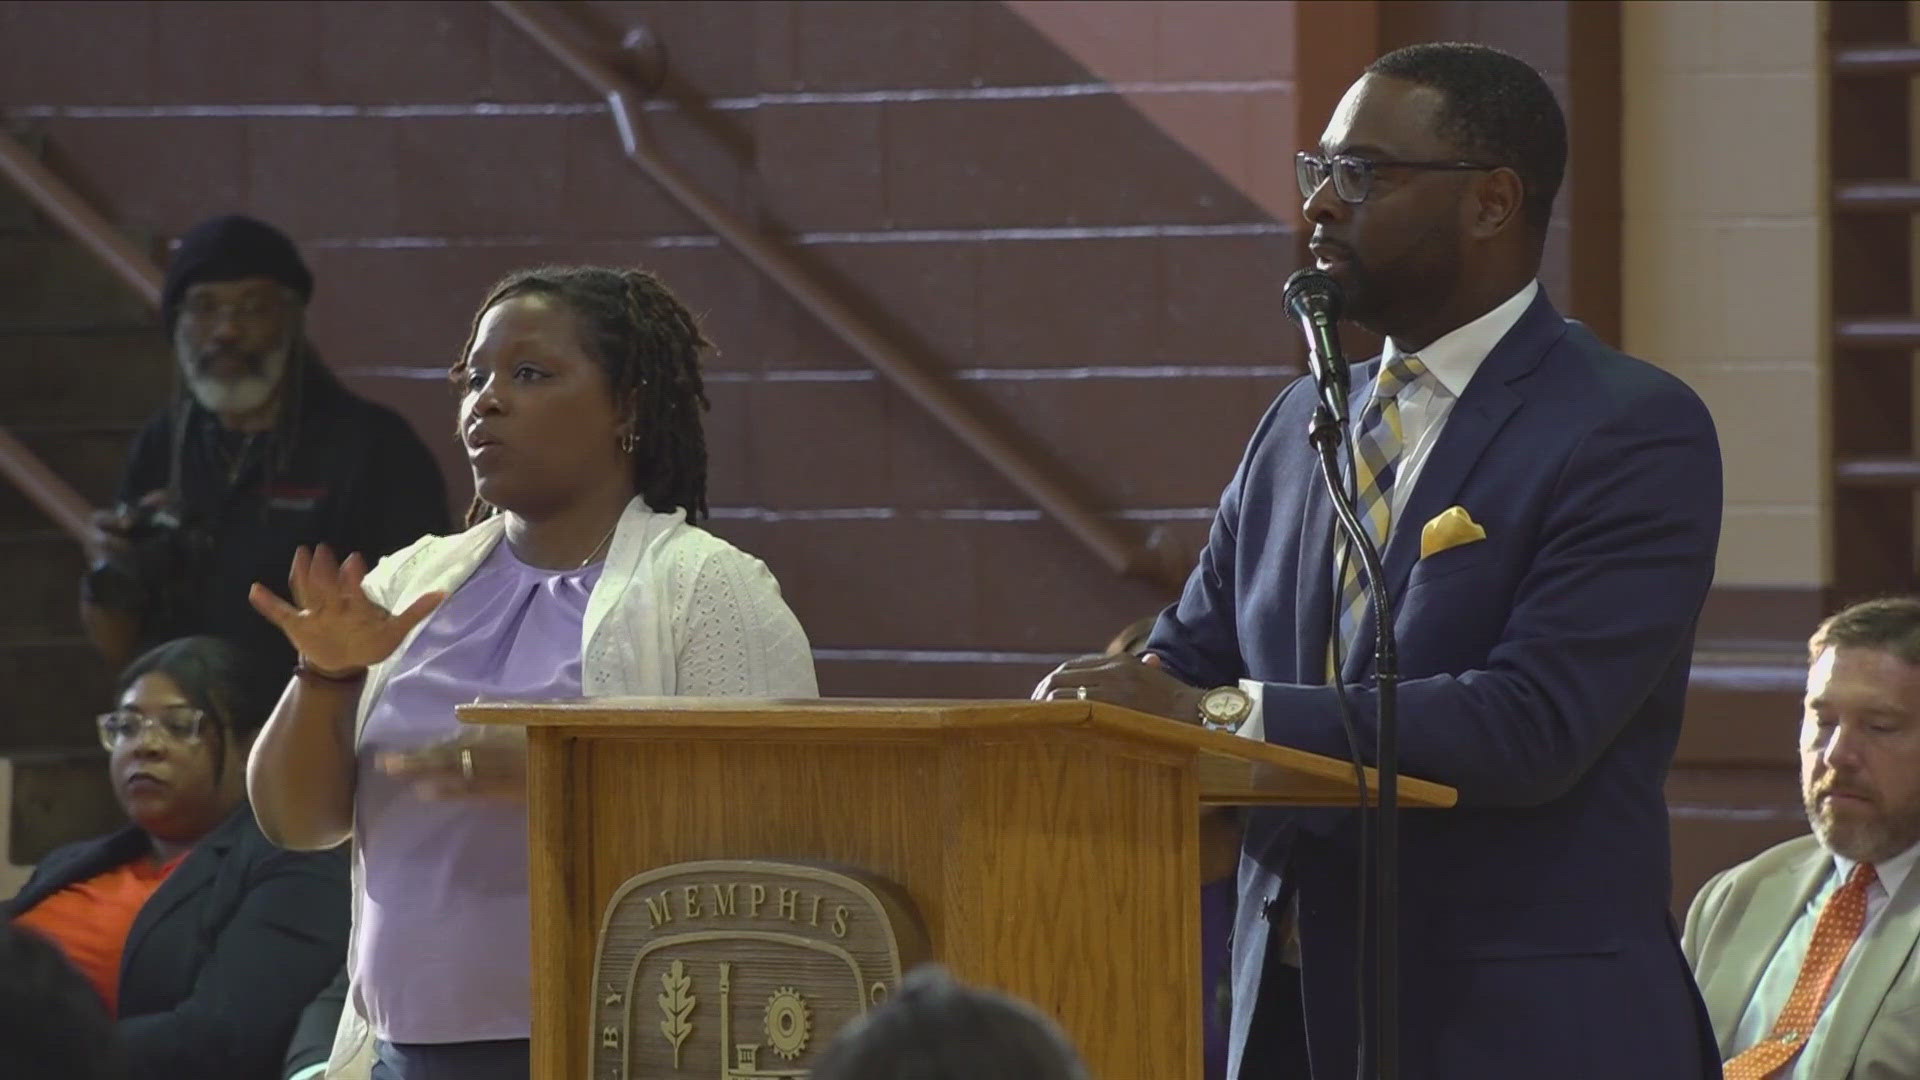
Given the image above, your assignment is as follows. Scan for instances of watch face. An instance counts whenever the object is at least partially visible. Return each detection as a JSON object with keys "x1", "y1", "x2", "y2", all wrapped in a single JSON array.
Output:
[{"x1": 1203, "y1": 688, "x2": 1248, "y2": 720}]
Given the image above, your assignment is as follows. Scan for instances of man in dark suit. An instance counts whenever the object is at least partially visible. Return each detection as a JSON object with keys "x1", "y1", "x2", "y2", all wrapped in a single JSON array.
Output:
[{"x1": 1036, "y1": 43, "x2": 1723, "y2": 1078}]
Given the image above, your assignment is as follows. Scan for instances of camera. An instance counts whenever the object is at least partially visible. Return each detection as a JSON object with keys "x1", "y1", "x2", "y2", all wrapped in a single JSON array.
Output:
[{"x1": 81, "y1": 499, "x2": 213, "y2": 621}]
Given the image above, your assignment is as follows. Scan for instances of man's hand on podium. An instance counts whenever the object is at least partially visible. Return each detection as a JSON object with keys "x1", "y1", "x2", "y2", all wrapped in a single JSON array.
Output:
[{"x1": 1031, "y1": 652, "x2": 1204, "y2": 726}]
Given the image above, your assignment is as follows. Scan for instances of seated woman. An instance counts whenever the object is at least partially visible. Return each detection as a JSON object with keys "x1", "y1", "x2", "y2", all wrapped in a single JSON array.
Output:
[
  {"x1": 245, "y1": 265, "x2": 818, "y2": 1080},
  {"x1": 5, "y1": 635, "x2": 349, "y2": 1079}
]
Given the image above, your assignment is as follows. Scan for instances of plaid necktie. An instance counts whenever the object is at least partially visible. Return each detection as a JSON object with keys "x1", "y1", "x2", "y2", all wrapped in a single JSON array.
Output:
[
  {"x1": 1722, "y1": 862, "x2": 1878, "y2": 1080},
  {"x1": 1329, "y1": 353, "x2": 1428, "y2": 679}
]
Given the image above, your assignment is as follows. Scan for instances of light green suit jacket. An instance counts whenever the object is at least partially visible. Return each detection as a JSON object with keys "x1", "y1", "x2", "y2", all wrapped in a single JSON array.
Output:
[{"x1": 1683, "y1": 834, "x2": 1920, "y2": 1080}]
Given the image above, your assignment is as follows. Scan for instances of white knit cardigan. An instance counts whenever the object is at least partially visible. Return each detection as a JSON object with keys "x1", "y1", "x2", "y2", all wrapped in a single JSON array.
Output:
[{"x1": 324, "y1": 497, "x2": 817, "y2": 1076}]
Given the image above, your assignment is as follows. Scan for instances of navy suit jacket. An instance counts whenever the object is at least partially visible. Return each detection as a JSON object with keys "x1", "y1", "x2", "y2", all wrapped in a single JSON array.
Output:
[
  {"x1": 5, "y1": 804, "x2": 348, "y2": 1080},
  {"x1": 1149, "y1": 292, "x2": 1724, "y2": 1079}
]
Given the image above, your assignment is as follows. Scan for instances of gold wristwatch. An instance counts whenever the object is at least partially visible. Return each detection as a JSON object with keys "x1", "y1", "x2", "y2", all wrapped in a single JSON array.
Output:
[{"x1": 1198, "y1": 685, "x2": 1252, "y2": 732}]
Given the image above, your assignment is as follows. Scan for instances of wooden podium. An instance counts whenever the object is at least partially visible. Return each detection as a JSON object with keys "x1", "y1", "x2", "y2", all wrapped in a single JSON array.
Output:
[{"x1": 463, "y1": 698, "x2": 1456, "y2": 1080}]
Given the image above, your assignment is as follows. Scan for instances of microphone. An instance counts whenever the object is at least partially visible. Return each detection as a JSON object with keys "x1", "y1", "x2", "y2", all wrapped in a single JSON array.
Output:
[
  {"x1": 1289, "y1": 263, "x2": 1402, "y2": 1078},
  {"x1": 1283, "y1": 268, "x2": 1350, "y2": 425}
]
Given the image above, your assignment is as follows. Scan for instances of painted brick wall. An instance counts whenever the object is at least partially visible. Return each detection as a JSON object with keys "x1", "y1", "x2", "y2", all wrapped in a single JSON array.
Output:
[{"x1": 1, "y1": 0, "x2": 1309, "y2": 697}]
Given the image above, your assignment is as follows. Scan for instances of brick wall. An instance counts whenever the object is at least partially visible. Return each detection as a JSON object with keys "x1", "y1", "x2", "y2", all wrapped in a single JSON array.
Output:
[
  {"x1": 4, "y1": 0, "x2": 1627, "y2": 702},
  {"x1": 2, "y1": 0, "x2": 1322, "y2": 697},
  {"x1": 1621, "y1": 0, "x2": 1821, "y2": 912}
]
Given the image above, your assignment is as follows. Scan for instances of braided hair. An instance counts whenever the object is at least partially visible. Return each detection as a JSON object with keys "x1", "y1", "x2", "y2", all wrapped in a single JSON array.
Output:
[{"x1": 450, "y1": 266, "x2": 713, "y2": 528}]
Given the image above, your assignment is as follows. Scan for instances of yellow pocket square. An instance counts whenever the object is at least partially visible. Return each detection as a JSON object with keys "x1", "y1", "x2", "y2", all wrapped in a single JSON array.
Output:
[{"x1": 1420, "y1": 506, "x2": 1487, "y2": 559}]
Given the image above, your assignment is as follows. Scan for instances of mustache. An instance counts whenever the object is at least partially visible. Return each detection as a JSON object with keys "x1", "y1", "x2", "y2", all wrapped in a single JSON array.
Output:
[
  {"x1": 1309, "y1": 235, "x2": 1356, "y2": 257},
  {"x1": 183, "y1": 330, "x2": 299, "y2": 372},
  {"x1": 193, "y1": 348, "x2": 267, "y2": 369},
  {"x1": 1813, "y1": 777, "x2": 1876, "y2": 803}
]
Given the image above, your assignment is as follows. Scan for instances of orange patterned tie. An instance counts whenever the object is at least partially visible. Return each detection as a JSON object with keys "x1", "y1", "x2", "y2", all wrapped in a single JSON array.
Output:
[{"x1": 1722, "y1": 862, "x2": 1877, "y2": 1080}]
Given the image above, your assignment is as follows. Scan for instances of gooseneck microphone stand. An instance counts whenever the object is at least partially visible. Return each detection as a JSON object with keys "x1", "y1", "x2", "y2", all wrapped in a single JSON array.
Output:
[
  {"x1": 1308, "y1": 395, "x2": 1401, "y2": 1080},
  {"x1": 1286, "y1": 267, "x2": 1400, "y2": 1079}
]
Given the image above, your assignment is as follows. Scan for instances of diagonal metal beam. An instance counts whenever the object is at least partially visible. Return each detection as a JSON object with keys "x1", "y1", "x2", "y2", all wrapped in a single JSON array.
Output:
[
  {"x1": 490, "y1": 0, "x2": 1184, "y2": 590},
  {"x1": 0, "y1": 129, "x2": 158, "y2": 546},
  {"x1": 0, "y1": 129, "x2": 161, "y2": 305}
]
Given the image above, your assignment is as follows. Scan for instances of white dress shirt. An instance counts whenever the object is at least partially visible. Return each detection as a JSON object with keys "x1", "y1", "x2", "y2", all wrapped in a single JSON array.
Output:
[
  {"x1": 1725, "y1": 840, "x2": 1920, "y2": 1078},
  {"x1": 1235, "y1": 279, "x2": 1539, "y2": 739}
]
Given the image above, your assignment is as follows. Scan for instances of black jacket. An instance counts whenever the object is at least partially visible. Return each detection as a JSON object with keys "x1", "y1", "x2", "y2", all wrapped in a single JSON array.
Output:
[
  {"x1": 283, "y1": 965, "x2": 346, "y2": 1078},
  {"x1": 113, "y1": 360, "x2": 450, "y2": 708},
  {"x1": 4, "y1": 805, "x2": 348, "y2": 1080}
]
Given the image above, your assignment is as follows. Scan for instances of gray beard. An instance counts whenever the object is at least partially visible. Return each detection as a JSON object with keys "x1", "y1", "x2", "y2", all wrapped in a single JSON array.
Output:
[
  {"x1": 178, "y1": 341, "x2": 290, "y2": 417},
  {"x1": 1807, "y1": 787, "x2": 1920, "y2": 863}
]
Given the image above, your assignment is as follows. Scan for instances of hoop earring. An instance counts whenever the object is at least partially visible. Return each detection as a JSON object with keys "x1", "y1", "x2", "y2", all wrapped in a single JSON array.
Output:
[{"x1": 620, "y1": 432, "x2": 636, "y2": 454}]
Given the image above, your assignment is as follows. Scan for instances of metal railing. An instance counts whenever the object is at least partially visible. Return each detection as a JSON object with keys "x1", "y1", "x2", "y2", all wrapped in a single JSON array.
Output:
[
  {"x1": 491, "y1": 0, "x2": 1183, "y2": 589},
  {"x1": 0, "y1": 130, "x2": 160, "y2": 546},
  {"x1": 0, "y1": 133, "x2": 161, "y2": 306}
]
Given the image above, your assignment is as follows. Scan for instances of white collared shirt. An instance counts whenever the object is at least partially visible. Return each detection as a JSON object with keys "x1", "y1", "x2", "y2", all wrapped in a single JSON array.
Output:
[
  {"x1": 1234, "y1": 280, "x2": 1540, "y2": 738},
  {"x1": 1725, "y1": 840, "x2": 1920, "y2": 1078}
]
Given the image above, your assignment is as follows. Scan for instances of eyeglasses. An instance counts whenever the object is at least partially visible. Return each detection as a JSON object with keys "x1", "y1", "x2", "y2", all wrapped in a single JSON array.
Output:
[
  {"x1": 178, "y1": 294, "x2": 286, "y2": 325},
  {"x1": 1296, "y1": 151, "x2": 1495, "y2": 205},
  {"x1": 97, "y1": 706, "x2": 207, "y2": 751}
]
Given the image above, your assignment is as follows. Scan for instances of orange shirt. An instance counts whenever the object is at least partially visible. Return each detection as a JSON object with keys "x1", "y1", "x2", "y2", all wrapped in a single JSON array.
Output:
[{"x1": 14, "y1": 852, "x2": 188, "y2": 1015}]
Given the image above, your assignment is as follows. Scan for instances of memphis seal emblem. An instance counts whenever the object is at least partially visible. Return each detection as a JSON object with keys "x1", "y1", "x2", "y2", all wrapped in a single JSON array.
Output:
[{"x1": 588, "y1": 860, "x2": 927, "y2": 1079}]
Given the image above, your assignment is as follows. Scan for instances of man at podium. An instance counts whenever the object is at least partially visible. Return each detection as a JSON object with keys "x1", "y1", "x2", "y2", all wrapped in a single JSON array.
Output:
[{"x1": 1037, "y1": 44, "x2": 1722, "y2": 1080}]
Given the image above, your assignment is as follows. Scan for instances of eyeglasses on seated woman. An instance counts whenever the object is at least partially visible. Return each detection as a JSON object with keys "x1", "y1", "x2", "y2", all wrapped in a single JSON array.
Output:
[{"x1": 5, "y1": 635, "x2": 349, "y2": 1080}]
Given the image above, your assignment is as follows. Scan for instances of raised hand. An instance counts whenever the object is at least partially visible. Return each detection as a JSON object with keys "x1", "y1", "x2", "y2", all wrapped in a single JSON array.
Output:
[{"x1": 247, "y1": 544, "x2": 446, "y2": 676}]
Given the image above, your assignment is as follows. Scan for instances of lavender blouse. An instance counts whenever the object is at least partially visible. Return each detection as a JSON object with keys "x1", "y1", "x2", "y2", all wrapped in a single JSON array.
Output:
[{"x1": 352, "y1": 540, "x2": 603, "y2": 1044}]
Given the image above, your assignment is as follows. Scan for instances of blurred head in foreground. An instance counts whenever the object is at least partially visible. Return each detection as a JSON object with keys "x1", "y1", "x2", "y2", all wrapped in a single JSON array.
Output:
[
  {"x1": 811, "y1": 966, "x2": 1088, "y2": 1080},
  {"x1": 0, "y1": 924, "x2": 122, "y2": 1080}
]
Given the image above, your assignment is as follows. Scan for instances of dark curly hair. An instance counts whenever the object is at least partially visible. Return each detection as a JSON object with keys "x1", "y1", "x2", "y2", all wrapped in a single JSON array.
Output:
[
  {"x1": 1367, "y1": 42, "x2": 1567, "y2": 236},
  {"x1": 451, "y1": 266, "x2": 713, "y2": 527}
]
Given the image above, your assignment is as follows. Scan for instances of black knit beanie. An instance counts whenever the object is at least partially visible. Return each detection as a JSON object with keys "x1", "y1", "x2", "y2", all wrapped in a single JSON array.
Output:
[{"x1": 160, "y1": 215, "x2": 314, "y2": 331}]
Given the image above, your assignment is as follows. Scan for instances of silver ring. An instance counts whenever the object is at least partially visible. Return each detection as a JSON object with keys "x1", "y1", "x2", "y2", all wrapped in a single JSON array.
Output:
[
  {"x1": 1075, "y1": 686, "x2": 1089, "y2": 701},
  {"x1": 460, "y1": 747, "x2": 475, "y2": 782}
]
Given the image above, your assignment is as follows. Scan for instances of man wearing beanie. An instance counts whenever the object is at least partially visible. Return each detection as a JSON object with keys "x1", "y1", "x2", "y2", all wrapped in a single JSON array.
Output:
[{"x1": 80, "y1": 214, "x2": 448, "y2": 702}]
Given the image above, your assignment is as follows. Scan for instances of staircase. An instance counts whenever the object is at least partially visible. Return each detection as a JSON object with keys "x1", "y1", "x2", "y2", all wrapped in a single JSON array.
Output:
[
  {"x1": 1828, "y1": 3, "x2": 1920, "y2": 598},
  {"x1": 0, "y1": 128, "x2": 171, "y2": 891}
]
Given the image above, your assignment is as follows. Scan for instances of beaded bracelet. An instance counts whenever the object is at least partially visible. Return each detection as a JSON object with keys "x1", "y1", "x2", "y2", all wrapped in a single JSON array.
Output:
[{"x1": 294, "y1": 659, "x2": 368, "y2": 686}]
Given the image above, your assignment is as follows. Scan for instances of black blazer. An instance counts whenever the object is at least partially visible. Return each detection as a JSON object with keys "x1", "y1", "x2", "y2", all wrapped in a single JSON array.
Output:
[
  {"x1": 4, "y1": 804, "x2": 348, "y2": 1080},
  {"x1": 283, "y1": 966, "x2": 347, "y2": 1078}
]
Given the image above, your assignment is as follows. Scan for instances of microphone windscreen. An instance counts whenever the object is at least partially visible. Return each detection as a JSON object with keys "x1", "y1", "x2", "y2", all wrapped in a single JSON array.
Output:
[{"x1": 1283, "y1": 268, "x2": 1342, "y2": 319}]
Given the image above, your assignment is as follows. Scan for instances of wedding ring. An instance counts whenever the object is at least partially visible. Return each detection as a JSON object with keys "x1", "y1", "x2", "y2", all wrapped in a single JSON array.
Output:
[{"x1": 460, "y1": 747, "x2": 476, "y2": 782}]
